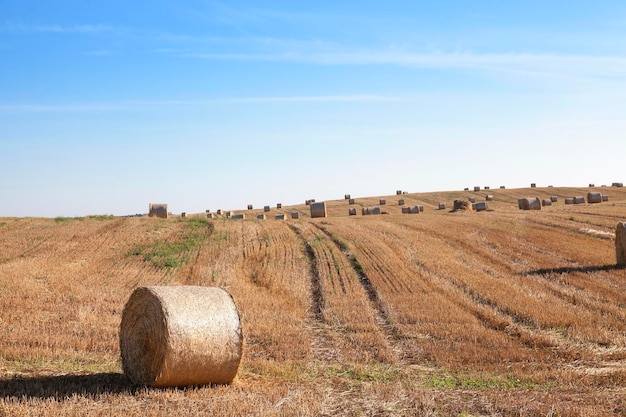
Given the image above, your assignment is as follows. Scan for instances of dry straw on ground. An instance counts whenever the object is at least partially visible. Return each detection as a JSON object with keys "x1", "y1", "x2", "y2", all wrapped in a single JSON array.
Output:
[{"x1": 120, "y1": 286, "x2": 243, "y2": 387}]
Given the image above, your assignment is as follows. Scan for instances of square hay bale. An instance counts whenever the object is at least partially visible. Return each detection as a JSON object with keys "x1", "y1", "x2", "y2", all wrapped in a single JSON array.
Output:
[
  {"x1": 398, "y1": 199, "x2": 405, "y2": 205},
  {"x1": 602, "y1": 194, "x2": 609, "y2": 202},
  {"x1": 257, "y1": 214, "x2": 266, "y2": 220},
  {"x1": 291, "y1": 211, "x2": 299, "y2": 219},
  {"x1": 551, "y1": 196, "x2": 558, "y2": 202},
  {"x1": 149, "y1": 203, "x2": 169, "y2": 219},
  {"x1": 542, "y1": 199, "x2": 552, "y2": 207},
  {"x1": 565, "y1": 197, "x2": 575, "y2": 204},
  {"x1": 438, "y1": 203, "x2": 446, "y2": 210},
  {"x1": 275, "y1": 213, "x2": 286, "y2": 220},
  {"x1": 473, "y1": 201, "x2": 488, "y2": 212},
  {"x1": 349, "y1": 208, "x2": 357, "y2": 216},
  {"x1": 349, "y1": 198, "x2": 355, "y2": 205},
  {"x1": 617, "y1": 222, "x2": 626, "y2": 265},
  {"x1": 587, "y1": 192, "x2": 602, "y2": 204},
  {"x1": 310, "y1": 201, "x2": 327, "y2": 218}
]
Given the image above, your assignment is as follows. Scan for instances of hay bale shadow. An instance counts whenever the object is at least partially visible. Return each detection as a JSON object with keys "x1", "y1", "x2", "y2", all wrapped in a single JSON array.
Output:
[
  {"x1": 0, "y1": 373, "x2": 137, "y2": 400},
  {"x1": 526, "y1": 264, "x2": 625, "y2": 276}
]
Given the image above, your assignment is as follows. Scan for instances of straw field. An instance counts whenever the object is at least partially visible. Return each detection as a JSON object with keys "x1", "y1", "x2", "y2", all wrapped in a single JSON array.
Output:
[{"x1": 1, "y1": 186, "x2": 626, "y2": 416}]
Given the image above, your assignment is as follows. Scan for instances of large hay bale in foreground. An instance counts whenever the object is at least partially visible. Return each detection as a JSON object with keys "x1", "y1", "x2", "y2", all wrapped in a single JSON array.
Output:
[
  {"x1": 617, "y1": 222, "x2": 626, "y2": 266},
  {"x1": 520, "y1": 197, "x2": 541, "y2": 210},
  {"x1": 453, "y1": 200, "x2": 472, "y2": 212},
  {"x1": 120, "y1": 286, "x2": 243, "y2": 387},
  {"x1": 149, "y1": 203, "x2": 168, "y2": 219},
  {"x1": 310, "y1": 201, "x2": 327, "y2": 218},
  {"x1": 587, "y1": 192, "x2": 602, "y2": 204}
]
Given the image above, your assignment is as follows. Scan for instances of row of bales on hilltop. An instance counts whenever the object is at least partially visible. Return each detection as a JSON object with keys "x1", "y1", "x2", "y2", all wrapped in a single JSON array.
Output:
[{"x1": 148, "y1": 182, "x2": 624, "y2": 219}]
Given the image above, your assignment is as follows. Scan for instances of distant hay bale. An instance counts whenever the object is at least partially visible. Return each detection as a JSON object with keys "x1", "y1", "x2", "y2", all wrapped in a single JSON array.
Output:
[
  {"x1": 247, "y1": 205, "x2": 253, "y2": 210},
  {"x1": 473, "y1": 202, "x2": 488, "y2": 212},
  {"x1": 257, "y1": 214, "x2": 266, "y2": 220},
  {"x1": 207, "y1": 213, "x2": 215, "y2": 219},
  {"x1": 379, "y1": 199, "x2": 386, "y2": 205},
  {"x1": 398, "y1": 199, "x2": 405, "y2": 205},
  {"x1": 602, "y1": 194, "x2": 609, "y2": 202},
  {"x1": 362, "y1": 206, "x2": 382, "y2": 216},
  {"x1": 291, "y1": 211, "x2": 299, "y2": 219},
  {"x1": 520, "y1": 197, "x2": 541, "y2": 210},
  {"x1": 589, "y1": 184, "x2": 595, "y2": 188},
  {"x1": 473, "y1": 186, "x2": 480, "y2": 191},
  {"x1": 205, "y1": 210, "x2": 211, "y2": 213},
  {"x1": 264, "y1": 206, "x2": 270, "y2": 212},
  {"x1": 276, "y1": 203, "x2": 282, "y2": 209},
  {"x1": 587, "y1": 192, "x2": 602, "y2": 204},
  {"x1": 403, "y1": 191, "x2": 408, "y2": 195},
  {"x1": 418, "y1": 205, "x2": 424, "y2": 212},
  {"x1": 345, "y1": 194, "x2": 351, "y2": 200},
  {"x1": 349, "y1": 198, "x2": 355, "y2": 205},
  {"x1": 574, "y1": 196, "x2": 586, "y2": 204},
  {"x1": 612, "y1": 182, "x2": 624, "y2": 187},
  {"x1": 310, "y1": 201, "x2": 327, "y2": 218},
  {"x1": 531, "y1": 183, "x2": 536, "y2": 188},
  {"x1": 225, "y1": 211, "x2": 233, "y2": 218},
  {"x1": 217, "y1": 209, "x2": 222, "y2": 215},
  {"x1": 275, "y1": 213, "x2": 286, "y2": 220},
  {"x1": 401, "y1": 207, "x2": 410, "y2": 214},
  {"x1": 464, "y1": 188, "x2": 469, "y2": 191},
  {"x1": 468, "y1": 197, "x2": 476, "y2": 203},
  {"x1": 120, "y1": 286, "x2": 243, "y2": 387},
  {"x1": 181, "y1": 212, "x2": 186, "y2": 218},
  {"x1": 453, "y1": 200, "x2": 472, "y2": 212},
  {"x1": 231, "y1": 213, "x2": 245, "y2": 220},
  {"x1": 438, "y1": 203, "x2": 446, "y2": 210},
  {"x1": 396, "y1": 190, "x2": 402, "y2": 195},
  {"x1": 305, "y1": 199, "x2": 316, "y2": 205},
  {"x1": 565, "y1": 198, "x2": 575, "y2": 205},
  {"x1": 486, "y1": 195, "x2": 494, "y2": 201},
  {"x1": 349, "y1": 208, "x2": 357, "y2": 216},
  {"x1": 149, "y1": 203, "x2": 168, "y2": 219},
  {"x1": 542, "y1": 199, "x2": 552, "y2": 207},
  {"x1": 484, "y1": 186, "x2": 490, "y2": 190},
  {"x1": 617, "y1": 222, "x2": 626, "y2": 265},
  {"x1": 551, "y1": 196, "x2": 558, "y2": 202},
  {"x1": 411, "y1": 205, "x2": 420, "y2": 214},
  {"x1": 500, "y1": 186, "x2": 506, "y2": 189}
]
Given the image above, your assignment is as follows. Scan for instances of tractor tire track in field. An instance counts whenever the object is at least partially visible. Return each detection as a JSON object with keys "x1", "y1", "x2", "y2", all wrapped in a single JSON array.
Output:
[{"x1": 312, "y1": 224, "x2": 403, "y2": 342}]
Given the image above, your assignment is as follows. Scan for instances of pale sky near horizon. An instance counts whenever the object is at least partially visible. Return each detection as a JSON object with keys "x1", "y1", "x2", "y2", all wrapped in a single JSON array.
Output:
[{"x1": 2, "y1": 1, "x2": 625, "y2": 217}]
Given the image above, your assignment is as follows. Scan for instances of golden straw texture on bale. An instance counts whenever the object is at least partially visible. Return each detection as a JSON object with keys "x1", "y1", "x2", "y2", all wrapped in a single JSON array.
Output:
[
  {"x1": 120, "y1": 286, "x2": 243, "y2": 387},
  {"x1": 617, "y1": 222, "x2": 626, "y2": 266},
  {"x1": 453, "y1": 200, "x2": 472, "y2": 212}
]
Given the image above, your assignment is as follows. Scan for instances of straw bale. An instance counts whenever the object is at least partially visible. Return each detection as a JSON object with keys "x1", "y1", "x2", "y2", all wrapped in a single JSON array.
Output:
[
  {"x1": 275, "y1": 213, "x2": 286, "y2": 220},
  {"x1": 574, "y1": 196, "x2": 586, "y2": 204},
  {"x1": 542, "y1": 199, "x2": 552, "y2": 207},
  {"x1": 257, "y1": 214, "x2": 266, "y2": 220},
  {"x1": 247, "y1": 205, "x2": 253, "y2": 210},
  {"x1": 484, "y1": 186, "x2": 490, "y2": 190},
  {"x1": 464, "y1": 188, "x2": 469, "y2": 191},
  {"x1": 149, "y1": 203, "x2": 168, "y2": 219},
  {"x1": 612, "y1": 182, "x2": 624, "y2": 187},
  {"x1": 500, "y1": 186, "x2": 506, "y2": 189},
  {"x1": 401, "y1": 207, "x2": 410, "y2": 214},
  {"x1": 225, "y1": 211, "x2": 233, "y2": 218},
  {"x1": 473, "y1": 202, "x2": 488, "y2": 212},
  {"x1": 349, "y1": 208, "x2": 357, "y2": 216},
  {"x1": 277, "y1": 203, "x2": 282, "y2": 209},
  {"x1": 349, "y1": 198, "x2": 355, "y2": 205},
  {"x1": 565, "y1": 198, "x2": 575, "y2": 205},
  {"x1": 587, "y1": 192, "x2": 602, "y2": 204},
  {"x1": 418, "y1": 205, "x2": 424, "y2": 212},
  {"x1": 453, "y1": 200, "x2": 472, "y2": 212},
  {"x1": 181, "y1": 212, "x2": 186, "y2": 218},
  {"x1": 602, "y1": 194, "x2": 609, "y2": 202},
  {"x1": 396, "y1": 190, "x2": 402, "y2": 195},
  {"x1": 474, "y1": 186, "x2": 480, "y2": 191},
  {"x1": 520, "y1": 197, "x2": 541, "y2": 210},
  {"x1": 589, "y1": 184, "x2": 595, "y2": 188},
  {"x1": 362, "y1": 206, "x2": 382, "y2": 216},
  {"x1": 231, "y1": 213, "x2": 245, "y2": 219},
  {"x1": 617, "y1": 222, "x2": 626, "y2": 265},
  {"x1": 345, "y1": 194, "x2": 351, "y2": 200},
  {"x1": 531, "y1": 183, "x2": 536, "y2": 188},
  {"x1": 120, "y1": 286, "x2": 243, "y2": 387},
  {"x1": 468, "y1": 197, "x2": 476, "y2": 203},
  {"x1": 410, "y1": 205, "x2": 420, "y2": 214},
  {"x1": 518, "y1": 199, "x2": 524, "y2": 210},
  {"x1": 379, "y1": 199, "x2": 386, "y2": 205},
  {"x1": 398, "y1": 199, "x2": 405, "y2": 205},
  {"x1": 291, "y1": 211, "x2": 299, "y2": 219},
  {"x1": 551, "y1": 196, "x2": 558, "y2": 202},
  {"x1": 310, "y1": 201, "x2": 327, "y2": 218},
  {"x1": 485, "y1": 195, "x2": 494, "y2": 201},
  {"x1": 217, "y1": 209, "x2": 222, "y2": 215},
  {"x1": 206, "y1": 210, "x2": 211, "y2": 213},
  {"x1": 207, "y1": 213, "x2": 215, "y2": 219},
  {"x1": 438, "y1": 203, "x2": 446, "y2": 210},
  {"x1": 264, "y1": 206, "x2": 270, "y2": 212}
]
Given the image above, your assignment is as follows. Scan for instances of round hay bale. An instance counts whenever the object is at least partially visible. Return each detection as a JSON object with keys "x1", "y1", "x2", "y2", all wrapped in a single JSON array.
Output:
[
  {"x1": 587, "y1": 192, "x2": 602, "y2": 204},
  {"x1": 120, "y1": 286, "x2": 243, "y2": 387},
  {"x1": 453, "y1": 199, "x2": 472, "y2": 212},
  {"x1": 617, "y1": 222, "x2": 626, "y2": 266}
]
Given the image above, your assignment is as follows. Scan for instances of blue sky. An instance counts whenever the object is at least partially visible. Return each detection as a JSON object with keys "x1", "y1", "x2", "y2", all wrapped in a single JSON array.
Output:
[{"x1": 2, "y1": 1, "x2": 625, "y2": 217}]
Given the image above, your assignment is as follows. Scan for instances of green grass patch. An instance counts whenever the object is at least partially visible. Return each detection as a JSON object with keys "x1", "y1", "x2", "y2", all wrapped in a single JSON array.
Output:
[
  {"x1": 54, "y1": 216, "x2": 84, "y2": 223},
  {"x1": 87, "y1": 214, "x2": 116, "y2": 221},
  {"x1": 426, "y1": 372, "x2": 537, "y2": 389}
]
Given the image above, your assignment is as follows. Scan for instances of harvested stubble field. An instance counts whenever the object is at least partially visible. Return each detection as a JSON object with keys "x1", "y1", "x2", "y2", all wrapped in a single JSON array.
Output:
[{"x1": 1, "y1": 186, "x2": 626, "y2": 416}]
